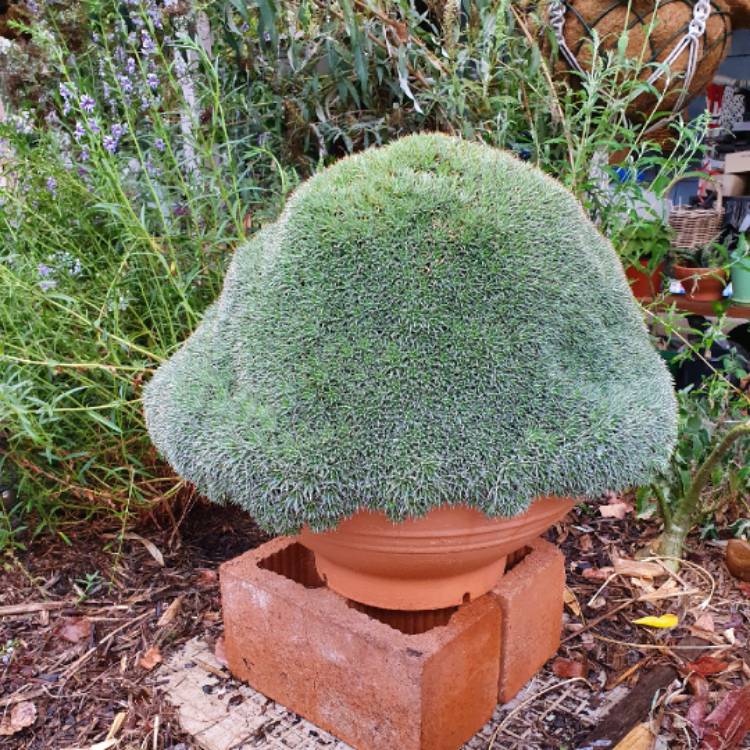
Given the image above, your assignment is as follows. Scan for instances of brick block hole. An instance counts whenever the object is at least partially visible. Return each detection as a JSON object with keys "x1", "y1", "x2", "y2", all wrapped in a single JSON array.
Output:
[{"x1": 258, "y1": 540, "x2": 531, "y2": 636}]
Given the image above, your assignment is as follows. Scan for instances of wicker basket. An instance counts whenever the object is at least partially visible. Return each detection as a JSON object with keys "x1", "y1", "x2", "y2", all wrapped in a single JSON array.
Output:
[{"x1": 668, "y1": 176, "x2": 725, "y2": 250}]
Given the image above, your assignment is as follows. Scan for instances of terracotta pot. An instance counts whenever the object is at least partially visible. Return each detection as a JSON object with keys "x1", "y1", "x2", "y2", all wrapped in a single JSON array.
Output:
[
  {"x1": 625, "y1": 260, "x2": 665, "y2": 299},
  {"x1": 300, "y1": 496, "x2": 576, "y2": 611},
  {"x1": 672, "y1": 264, "x2": 728, "y2": 301}
]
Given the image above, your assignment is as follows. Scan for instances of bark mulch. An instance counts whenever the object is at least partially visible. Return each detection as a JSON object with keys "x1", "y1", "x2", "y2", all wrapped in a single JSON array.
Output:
[{"x1": 1, "y1": 499, "x2": 749, "y2": 749}]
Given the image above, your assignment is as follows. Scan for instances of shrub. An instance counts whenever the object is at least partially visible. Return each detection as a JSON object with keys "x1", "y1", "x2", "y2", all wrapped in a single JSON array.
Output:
[{"x1": 144, "y1": 134, "x2": 678, "y2": 534}]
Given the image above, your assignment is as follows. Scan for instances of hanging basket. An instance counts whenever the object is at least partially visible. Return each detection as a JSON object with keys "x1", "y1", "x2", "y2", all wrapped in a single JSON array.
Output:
[{"x1": 668, "y1": 177, "x2": 725, "y2": 250}]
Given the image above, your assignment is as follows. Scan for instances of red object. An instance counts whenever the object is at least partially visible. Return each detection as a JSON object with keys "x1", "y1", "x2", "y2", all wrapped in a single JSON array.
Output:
[
  {"x1": 496, "y1": 538, "x2": 565, "y2": 702},
  {"x1": 685, "y1": 656, "x2": 730, "y2": 676},
  {"x1": 672, "y1": 264, "x2": 728, "y2": 301},
  {"x1": 626, "y1": 260, "x2": 665, "y2": 299},
  {"x1": 221, "y1": 535, "x2": 567, "y2": 749},
  {"x1": 221, "y1": 536, "x2": 502, "y2": 750},
  {"x1": 701, "y1": 686, "x2": 750, "y2": 750},
  {"x1": 299, "y1": 497, "x2": 575, "y2": 611}
]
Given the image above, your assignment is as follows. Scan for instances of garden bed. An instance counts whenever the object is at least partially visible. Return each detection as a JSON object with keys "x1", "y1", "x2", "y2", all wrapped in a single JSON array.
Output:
[{"x1": 1, "y1": 499, "x2": 749, "y2": 750}]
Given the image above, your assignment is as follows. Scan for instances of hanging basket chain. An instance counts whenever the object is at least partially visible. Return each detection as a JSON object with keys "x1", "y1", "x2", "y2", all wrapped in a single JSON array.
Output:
[{"x1": 547, "y1": 0, "x2": 713, "y2": 114}]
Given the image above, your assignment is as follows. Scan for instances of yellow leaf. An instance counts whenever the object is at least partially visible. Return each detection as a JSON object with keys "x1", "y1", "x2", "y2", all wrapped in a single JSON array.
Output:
[{"x1": 632, "y1": 613, "x2": 679, "y2": 629}]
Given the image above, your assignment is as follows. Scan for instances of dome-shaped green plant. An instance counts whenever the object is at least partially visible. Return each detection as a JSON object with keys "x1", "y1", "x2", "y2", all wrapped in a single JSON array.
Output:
[{"x1": 143, "y1": 134, "x2": 677, "y2": 534}]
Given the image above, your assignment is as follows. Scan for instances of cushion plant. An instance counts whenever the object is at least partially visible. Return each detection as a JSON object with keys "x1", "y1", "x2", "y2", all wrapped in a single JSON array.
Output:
[{"x1": 143, "y1": 134, "x2": 677, "y2": 534}]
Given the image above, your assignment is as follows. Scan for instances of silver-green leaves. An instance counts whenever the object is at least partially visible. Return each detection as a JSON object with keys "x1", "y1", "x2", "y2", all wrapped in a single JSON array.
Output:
[{"x1": 143, "y1": 134, "x2": 677, "y2": 533}]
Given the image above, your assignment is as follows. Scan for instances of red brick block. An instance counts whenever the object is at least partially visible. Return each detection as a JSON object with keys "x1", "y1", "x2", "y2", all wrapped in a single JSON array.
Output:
[
  {"x1": 491, "y1": 538, "x2": 565, "y2": 702},
  {"x1": 220, "y1": 537, "x2": 501, "y2": 750}
]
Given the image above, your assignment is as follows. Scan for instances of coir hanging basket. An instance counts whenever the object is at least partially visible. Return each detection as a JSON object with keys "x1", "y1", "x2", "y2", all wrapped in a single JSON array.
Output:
[{"x1": 668, "y1": 176, "x2": 725, "y2": 250}]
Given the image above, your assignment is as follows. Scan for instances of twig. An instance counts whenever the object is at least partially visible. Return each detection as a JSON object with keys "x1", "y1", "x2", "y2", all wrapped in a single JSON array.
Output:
[
  {"x1": 0, "y1": 601, "x2": 71, "y2": 616},
  {"x1": 561, "y1": 599, "x2": 636, "y2": 644},
  {"x1": 0, "y1": 687, "x2": 48, "y2": 708}
]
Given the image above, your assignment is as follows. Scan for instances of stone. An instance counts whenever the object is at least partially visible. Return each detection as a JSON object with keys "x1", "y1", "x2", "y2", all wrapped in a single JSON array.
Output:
[{"x1": 726, "y1": 539, "x2": 750, "y2": 582}]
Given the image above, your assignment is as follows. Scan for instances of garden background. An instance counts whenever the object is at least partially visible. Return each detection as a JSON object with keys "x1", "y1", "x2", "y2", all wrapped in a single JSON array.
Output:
[{"x1": 1, "y1": 1, "x2": 749, "y2": 748}]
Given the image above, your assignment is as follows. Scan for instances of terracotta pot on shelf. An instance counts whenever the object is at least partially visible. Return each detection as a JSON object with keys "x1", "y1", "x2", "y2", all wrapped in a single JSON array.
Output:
[
  {"x1": 299, "y1": 496, "x2": 576, "y2": 611},
  {"x1": 625, "y1": 260, "x2": 665, "y2": 299},
  {"x1": 672, "y1": 264, "x2": 728, "y2": 302}
]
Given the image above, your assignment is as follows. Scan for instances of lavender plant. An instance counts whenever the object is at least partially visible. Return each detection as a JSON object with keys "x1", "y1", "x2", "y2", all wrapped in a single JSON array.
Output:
[{"x1": 0, "y1": 0, "x2": 288, "y2": 538}]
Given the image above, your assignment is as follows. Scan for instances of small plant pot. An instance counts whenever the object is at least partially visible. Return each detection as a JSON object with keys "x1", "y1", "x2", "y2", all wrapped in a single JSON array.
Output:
[
  {"x1": 671, "y1": 264, "x2": 728, "y2": 301},
  {"x1": 731, "y1": 256, "x2": 750, "y2": 305},
  {"x1": 299, "y1": 496, "x2": 576, "y2": 611},
  {"x1": 625, "y1": 260, "x2": 665, "y2": 298}
]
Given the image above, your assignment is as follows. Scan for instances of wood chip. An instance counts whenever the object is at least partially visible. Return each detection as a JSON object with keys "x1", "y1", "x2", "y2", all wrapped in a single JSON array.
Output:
[
  {"x1": 157, "y1": 596, "x2": 183, "y2": 627},
  {"x1": 139, "y1": 645, "x2": 163, "y2": 671}
]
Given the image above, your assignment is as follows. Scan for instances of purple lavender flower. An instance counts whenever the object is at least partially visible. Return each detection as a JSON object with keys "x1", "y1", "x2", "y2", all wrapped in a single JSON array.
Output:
[
  {"x1": 88, "y1": 118, "x2": 100, "y2": 134},
  {"x1": 59, "y1": 83, "x2": 73, "y2": 100},
  {"x1": 141, "y1": 30, "x2": 156, "y2": 55},
  {"x1": 46, "y1": 177, "x2": 57, "y2": 196},
  {"x1": 118, "y1": 74, "x2": 133, "y2": 94},
  {"x1": 37, "y1": 263, "x2": 52, "y2": 278},
  {"x1": 126, "y1": 57, "x2": 137, "y2": 76},
  {"x1": 154, "y1": 138, "x2": 166, "y2": 152},
  {"x1": 74, "y1": 122, "x2": 86, "y2": 141},
  {"x1": 110, "y1": 123, "x2": 127, "y2": 140},
  {"x1": 80, "y1": 148, "x2": 90, "y2": 162},
  {"x1": 39, "y1": 279, "x2": 58, "y2": 292},
  {"x1": 103, "y1": 135, "x2": 118, "y2": 155},
  {"x1": 173, "y1": 204, "x2": 189, "y2": 217},
  {"x1": 147, "y1": 73, "x2": 159, "y2": 90},
  {"x1": 80, "y1": 95, "x2": 96, "y2": 113}
]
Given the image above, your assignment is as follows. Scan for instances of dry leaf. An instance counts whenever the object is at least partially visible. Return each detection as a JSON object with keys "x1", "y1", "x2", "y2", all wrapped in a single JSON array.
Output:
[
  {"x1": 55, "y1": 617, "x2": 92, "y2": 644},
  {"x1": 737, "y1": 582, "x2": 750, "y2": 597},
  {"x1": 563, "y1": 587, "x2": 582, "y2": 618},
  {"x1": 613, "y1": 557, "x2": 666, "y2": 580},
  {"x1": 0, "y1": 701, "x2": 37, "y2": 736},
  {"x1": 693, "y1": 613, "x2": 715, "y2": 632},
  {"x1": 139, "y1": 645, "x2": 162, "y2": 671},
  {"x1": 124, "y1": 533, "x2": 165, "y2": 567},
  {"x1": 701, "y1": 685, "x2": 750, "y2": 749},
  {"x1": 632, "y1": 613, "x2": 679, "y2": 629},
  {"x1": 600, "y1": 503, "x2": 631, "y2": 520},
  {"x1": 686, "y1": 656, "x2": 730, "y2": 676},
  {"x1": 214, "y1": 636, "x2": 228, "y2": 668},
  {"x1": 724, "y1": 628, "x2": 736, "y2": 645},
  {"x1": 552, "y1": 657, "x2": 587, "y2": 679},
  {"x1": 157, "y1": 595, "x2": 183, "y2": 627}
]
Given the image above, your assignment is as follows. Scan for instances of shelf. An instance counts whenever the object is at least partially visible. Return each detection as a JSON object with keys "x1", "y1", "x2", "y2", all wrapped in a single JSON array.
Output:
[{"x1": 636, "y1": 295, "x2": 750, "y2": 320}]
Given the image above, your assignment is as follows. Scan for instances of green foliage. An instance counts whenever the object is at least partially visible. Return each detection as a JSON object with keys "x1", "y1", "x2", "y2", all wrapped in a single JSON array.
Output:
[
  {"x1": 672, "y1": 241, "x2": 731, "y2": 270},
  {"x1": 610, "y1": 208, "x2": 673, "y2": 272},
  {"x1": 0, "y1": 0, "x2": 712, "y2": 542},
  {"x1": 144, "y1": 134, "x2": 678, "y2": 534}
]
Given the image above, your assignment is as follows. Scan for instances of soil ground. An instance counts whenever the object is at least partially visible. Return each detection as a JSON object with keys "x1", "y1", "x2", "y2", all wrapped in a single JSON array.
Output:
[{"x1": 1, "y1": 499, "x2": 749, "y2": 749}]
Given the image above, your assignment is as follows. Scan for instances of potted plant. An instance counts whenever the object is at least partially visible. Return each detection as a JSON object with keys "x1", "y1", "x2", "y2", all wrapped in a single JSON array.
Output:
[
  {"x1": 611, "y1": 209, "x2": 672, "y2": 299},
  {"x1": 143, "y1": 134, "x2": 678, "y2": 611},
  {"x1": 671, "y1": 242, "x2": 730, "y2": 302},
  {"x1": 730, "y1": 234, "x2": 750, "y2": 306}
]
